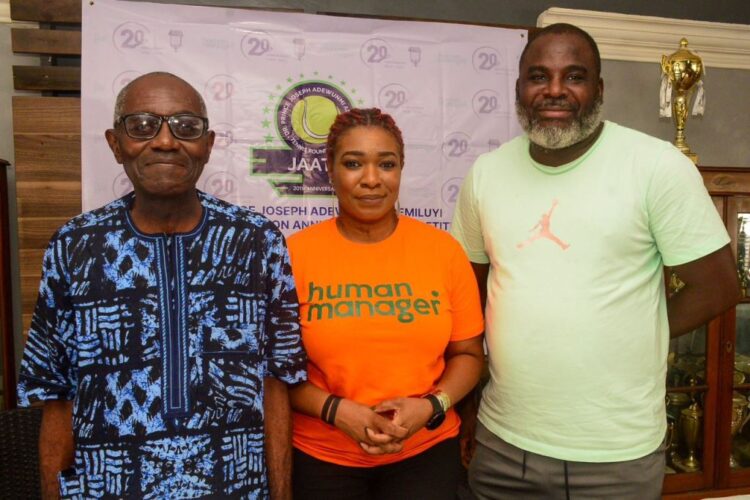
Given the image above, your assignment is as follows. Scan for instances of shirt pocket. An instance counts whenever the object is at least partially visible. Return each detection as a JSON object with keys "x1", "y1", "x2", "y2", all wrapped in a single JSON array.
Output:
[{"x1": 198, "y1": 325, "x2": 265, "y2": 411}]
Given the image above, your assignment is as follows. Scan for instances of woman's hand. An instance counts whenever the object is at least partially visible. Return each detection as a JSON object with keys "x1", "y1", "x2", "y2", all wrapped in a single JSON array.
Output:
[
  {"x1": 371, "y1": 397, "x2": 433, "y2": 442},
  {"x1": 334, "y1": 398, "x2": 409, "y2": 455}
]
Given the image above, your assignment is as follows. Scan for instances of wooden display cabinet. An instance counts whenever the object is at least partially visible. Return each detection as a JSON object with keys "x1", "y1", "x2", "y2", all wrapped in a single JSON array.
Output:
[{"x1": 663, "y1": 167, "x2": 750, "y2": 498}]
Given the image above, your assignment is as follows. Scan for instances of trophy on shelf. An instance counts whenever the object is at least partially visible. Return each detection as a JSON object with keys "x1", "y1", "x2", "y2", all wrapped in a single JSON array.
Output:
[
  {"x1": 660, "y1": 38, "x2": 705, "y2": 164},
  {"x1": 666, "y1": 392, "x2": 691, "y2": 471},
  {"x1": 738, "y1": 217, "x2": 749, "y2": 297},
  {"x1": 730, "y1": 392, "x2": 749, "y2": 468},
  {"x1": 677, "y1": 377, "x2": 703, "y2": 472}
]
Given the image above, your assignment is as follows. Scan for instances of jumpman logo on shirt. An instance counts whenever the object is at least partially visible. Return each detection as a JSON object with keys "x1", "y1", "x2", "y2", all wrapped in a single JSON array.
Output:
[{"x1": 516, "y1": 199, "x2": 570, "y2": 250}]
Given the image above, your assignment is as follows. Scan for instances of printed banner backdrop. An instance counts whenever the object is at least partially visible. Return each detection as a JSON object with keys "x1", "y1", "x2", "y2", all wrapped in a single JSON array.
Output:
[{"x1": 82, "y1": 0, "x2": 526, "y2": 234}]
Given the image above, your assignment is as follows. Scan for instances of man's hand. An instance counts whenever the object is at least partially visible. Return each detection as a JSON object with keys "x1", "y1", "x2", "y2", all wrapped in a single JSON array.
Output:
[
  {"x1": 264, "y1": 377, "x2": 292, "y2": 500},
  {"x1": 456, "y1": 381, "x2": 484, "y2": 468},
  {"x1": 39, "y1": 400, "x2": 74, "y2": 500}
]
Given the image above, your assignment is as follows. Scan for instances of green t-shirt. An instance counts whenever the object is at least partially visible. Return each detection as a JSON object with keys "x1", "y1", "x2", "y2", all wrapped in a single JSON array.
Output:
[{"x1": 451, "y1": 121, "x2": 729, "y2": 462}]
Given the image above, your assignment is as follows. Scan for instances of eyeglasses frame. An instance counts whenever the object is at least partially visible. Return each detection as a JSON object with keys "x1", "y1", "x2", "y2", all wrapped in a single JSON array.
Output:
[{"x1": 116, "y1": 112, "x2": 210, "y2": 141}]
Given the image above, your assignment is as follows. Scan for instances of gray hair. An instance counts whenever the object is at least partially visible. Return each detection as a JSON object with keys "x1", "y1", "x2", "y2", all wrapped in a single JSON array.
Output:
[{"x1": 112, "y1": 71, "x2": 208, "y2": 126}]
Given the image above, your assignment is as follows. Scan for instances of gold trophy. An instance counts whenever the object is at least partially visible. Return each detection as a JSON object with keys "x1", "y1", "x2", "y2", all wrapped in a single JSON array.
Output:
[
  {"x1": 679, "y1": 402, "x2": 703, "y2": 471},
  {"x1": 730, "y1": 392, "x2": 749, "y2": 468},
  {"x1": 666, "y1": 392, "x2": 690, "y2": 470},
  {"x1": 661, "y1": 38, "x2": 704, "y2": 164},
  {"x1": 738, "y1": 218, "x2": 749, "y2": 297},
  {"x1": 677, "y1": 378, "x2": 703, "y2": 472}
]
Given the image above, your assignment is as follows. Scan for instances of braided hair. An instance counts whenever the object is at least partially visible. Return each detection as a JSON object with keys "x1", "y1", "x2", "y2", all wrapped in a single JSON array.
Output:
[{"x1": 326, "y1": 108, "x2": 405, "y2": 167}]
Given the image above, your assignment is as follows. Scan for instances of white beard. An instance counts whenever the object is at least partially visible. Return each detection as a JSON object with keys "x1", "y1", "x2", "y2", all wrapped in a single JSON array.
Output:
[{"x1": 517, "y1": 98, "x2": 603, "y2": 150}]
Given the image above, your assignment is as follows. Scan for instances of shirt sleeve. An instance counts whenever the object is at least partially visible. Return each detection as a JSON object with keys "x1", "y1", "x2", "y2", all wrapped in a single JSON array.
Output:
[
  {"x1": 263, "y1": 224, "x2": 308, "y2": 384},
  {"x1": 447, "y1": 239, "x2": 485, "y2": 342},
  {"x1": 17, "y1": 234, "x2": 77, "y2": 406},
  {"x1": 646, "y1": 145, "x2": 730, "y2": 266},
  {"x1": 450, "y1": 161, "x2": 490, "y2": 264}
]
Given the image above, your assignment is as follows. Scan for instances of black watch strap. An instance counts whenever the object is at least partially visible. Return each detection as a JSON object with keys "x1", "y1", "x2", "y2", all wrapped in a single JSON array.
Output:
[{"x1": 423, "y1": 394, "x2": 446, "y2": 430}]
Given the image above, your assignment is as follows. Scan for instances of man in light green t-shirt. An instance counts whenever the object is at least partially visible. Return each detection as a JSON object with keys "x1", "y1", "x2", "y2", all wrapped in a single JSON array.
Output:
[{"x1": 451, "y1": 23, "x2": 740, "y2": 499}]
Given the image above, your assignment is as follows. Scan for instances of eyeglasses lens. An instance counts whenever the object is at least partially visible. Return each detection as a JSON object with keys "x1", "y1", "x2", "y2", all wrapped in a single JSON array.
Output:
[{"x1": 168, "y1": 116, "x2": 206, "y2": 140}]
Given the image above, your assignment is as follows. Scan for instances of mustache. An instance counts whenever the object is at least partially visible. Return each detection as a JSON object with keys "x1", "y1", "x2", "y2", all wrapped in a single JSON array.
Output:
[{"x1": 535, "y1": 99, "x2": 576, "y2": 110}]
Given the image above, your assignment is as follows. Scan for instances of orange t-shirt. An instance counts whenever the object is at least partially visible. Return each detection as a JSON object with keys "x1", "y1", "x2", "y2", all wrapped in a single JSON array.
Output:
[{"x1": 287, "y1": 216, "x2": 484, "y2": 467}]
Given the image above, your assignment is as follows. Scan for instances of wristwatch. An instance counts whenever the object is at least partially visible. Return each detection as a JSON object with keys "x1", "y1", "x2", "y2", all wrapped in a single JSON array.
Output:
[{"x1": 423, "y1": 390, "x2": 451, "y2": 431}]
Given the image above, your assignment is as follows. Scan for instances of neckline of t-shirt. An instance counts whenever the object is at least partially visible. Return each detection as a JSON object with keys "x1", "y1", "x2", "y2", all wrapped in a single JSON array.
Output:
[
  {"x1": 330, "y1": 215, "x2": 404, "y2": 248},
  {"x1": 526, "y1": 121, "x2": 610, "y2": 175}
]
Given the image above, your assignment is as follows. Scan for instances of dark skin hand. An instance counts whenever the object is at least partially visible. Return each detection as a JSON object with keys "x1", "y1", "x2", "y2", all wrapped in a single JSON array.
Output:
[
  {"x1": 39, "y1": 400, "x2": 74, "y2": 500},
  {"x1": 289, "y1": 382, "x2": 409, "y2": 455},
  {"x1": 264, "y1": 377, "x2": 293, "y2": 500}
]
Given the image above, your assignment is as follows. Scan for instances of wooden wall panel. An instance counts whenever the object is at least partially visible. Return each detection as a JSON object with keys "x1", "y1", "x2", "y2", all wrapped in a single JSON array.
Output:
[
  {"x1": 18, "y1": 217, "x2": 70, "y2": 250},
  {"x1": 13, "y1": 66, "x2": 81, "y2": 92},
  {"x1": 21, "y1": 276, "x2": 40, "y2": 317},
  {"x1": 20, "y1": 249, "x2": 44, "y2": 333},
  {"x1": 13, "y1": 99, "x2": 80, "y2": 325},
  {"x1": 14, "y1": 134, "x2": 82, "y2": 182},
  {"x1": 12, "y1": 28, "x2": 81, "y2": 56},
  {"x1": 16, "y1": 181, "x2": 82, "y2": 218},
  {"x1": 19, "y1": 250, "x2": 45, "y2": 278},
  {"x1": 10, "y1": 0, "x2": 82, "y2": 24},
  {"x1": 12, "y1": 97, "x2": 80, "y2": 134},
  {"x1": 12, "y1": 96, "x2": 80, "y2": 325}
]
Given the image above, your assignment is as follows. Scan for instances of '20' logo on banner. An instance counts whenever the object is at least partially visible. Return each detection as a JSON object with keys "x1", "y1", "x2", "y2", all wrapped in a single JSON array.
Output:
[
  {"x1": 113, "y1": 22, "x2": 152, "y2": 52},
  {"x1": 472, "y1": 46, "x2": 506, "y2": 72},
  {"x1": 361, "y1": 38, "x2": 391, "y2": 65}
]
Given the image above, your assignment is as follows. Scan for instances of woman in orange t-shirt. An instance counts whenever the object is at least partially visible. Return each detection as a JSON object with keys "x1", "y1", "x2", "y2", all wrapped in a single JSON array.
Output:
[{"x1": 288, "y1": 108, "x2": 484, "y2": 500}]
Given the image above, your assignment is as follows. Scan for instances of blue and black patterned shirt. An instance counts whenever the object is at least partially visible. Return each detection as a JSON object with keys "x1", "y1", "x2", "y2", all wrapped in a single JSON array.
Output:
[{"x1": 18, "y1": 191, "x2": 307, "y2": 499}]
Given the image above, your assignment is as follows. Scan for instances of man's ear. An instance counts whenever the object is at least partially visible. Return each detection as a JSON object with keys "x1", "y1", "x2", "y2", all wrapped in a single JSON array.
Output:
[
  {"x1": 105, "y1": 129, "x2": 123, "y2": 164},
  {"x1": 205, "y1": 129, "x2": 216, "y2": 160}
]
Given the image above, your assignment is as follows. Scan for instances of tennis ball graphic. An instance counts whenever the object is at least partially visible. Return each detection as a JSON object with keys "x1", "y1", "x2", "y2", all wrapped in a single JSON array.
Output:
[{"x1": 291, "y1": 96, "x2": 338, "y2": 144}]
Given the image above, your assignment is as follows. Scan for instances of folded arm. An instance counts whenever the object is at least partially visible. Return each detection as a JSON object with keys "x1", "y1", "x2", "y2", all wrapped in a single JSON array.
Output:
[{"x1": 668, "y1": 244, "x2": 741, "y2": 338}]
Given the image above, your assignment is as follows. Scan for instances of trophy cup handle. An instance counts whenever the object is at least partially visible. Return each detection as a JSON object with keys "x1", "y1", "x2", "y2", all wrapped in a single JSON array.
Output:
[{"x1": 661, "y1": 55, "x2": 670, "y2": 77}]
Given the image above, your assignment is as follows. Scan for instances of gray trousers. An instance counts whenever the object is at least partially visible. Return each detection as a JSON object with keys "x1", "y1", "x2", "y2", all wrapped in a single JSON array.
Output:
[{"x1": 468, "y1": 422, "x2": 665, "y2": 500}]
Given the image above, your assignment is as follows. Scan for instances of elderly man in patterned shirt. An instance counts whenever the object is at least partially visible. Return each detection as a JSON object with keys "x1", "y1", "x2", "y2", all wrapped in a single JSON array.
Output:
[{"x1": 17, "y1": 71, "x2": 306, "y2": 499}]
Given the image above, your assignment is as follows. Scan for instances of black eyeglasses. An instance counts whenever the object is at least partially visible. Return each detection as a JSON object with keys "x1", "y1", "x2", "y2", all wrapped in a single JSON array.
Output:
[{"x1": 117, "y1": 112, "x2": 209, "y2": 140}]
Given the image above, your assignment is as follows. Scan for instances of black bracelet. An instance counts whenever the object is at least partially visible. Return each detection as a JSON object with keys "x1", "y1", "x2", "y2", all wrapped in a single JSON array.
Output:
[
  {"x1": 327, "y1": 396, "x2": 343, "y2": 425},
  {"x1": 321, "y1": 394, "x2": 336, "y2": 422}
]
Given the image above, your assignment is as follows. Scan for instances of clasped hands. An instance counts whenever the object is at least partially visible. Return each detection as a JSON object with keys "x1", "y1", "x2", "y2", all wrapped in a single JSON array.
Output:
[{"x1": 334, "y1": 397, "x2": 434, "y2": 455}]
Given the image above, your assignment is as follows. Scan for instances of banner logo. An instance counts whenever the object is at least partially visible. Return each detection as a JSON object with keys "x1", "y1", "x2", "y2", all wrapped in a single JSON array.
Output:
[{"x1": 251, "y1": 76, "x2": 356, "y2": 197}]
